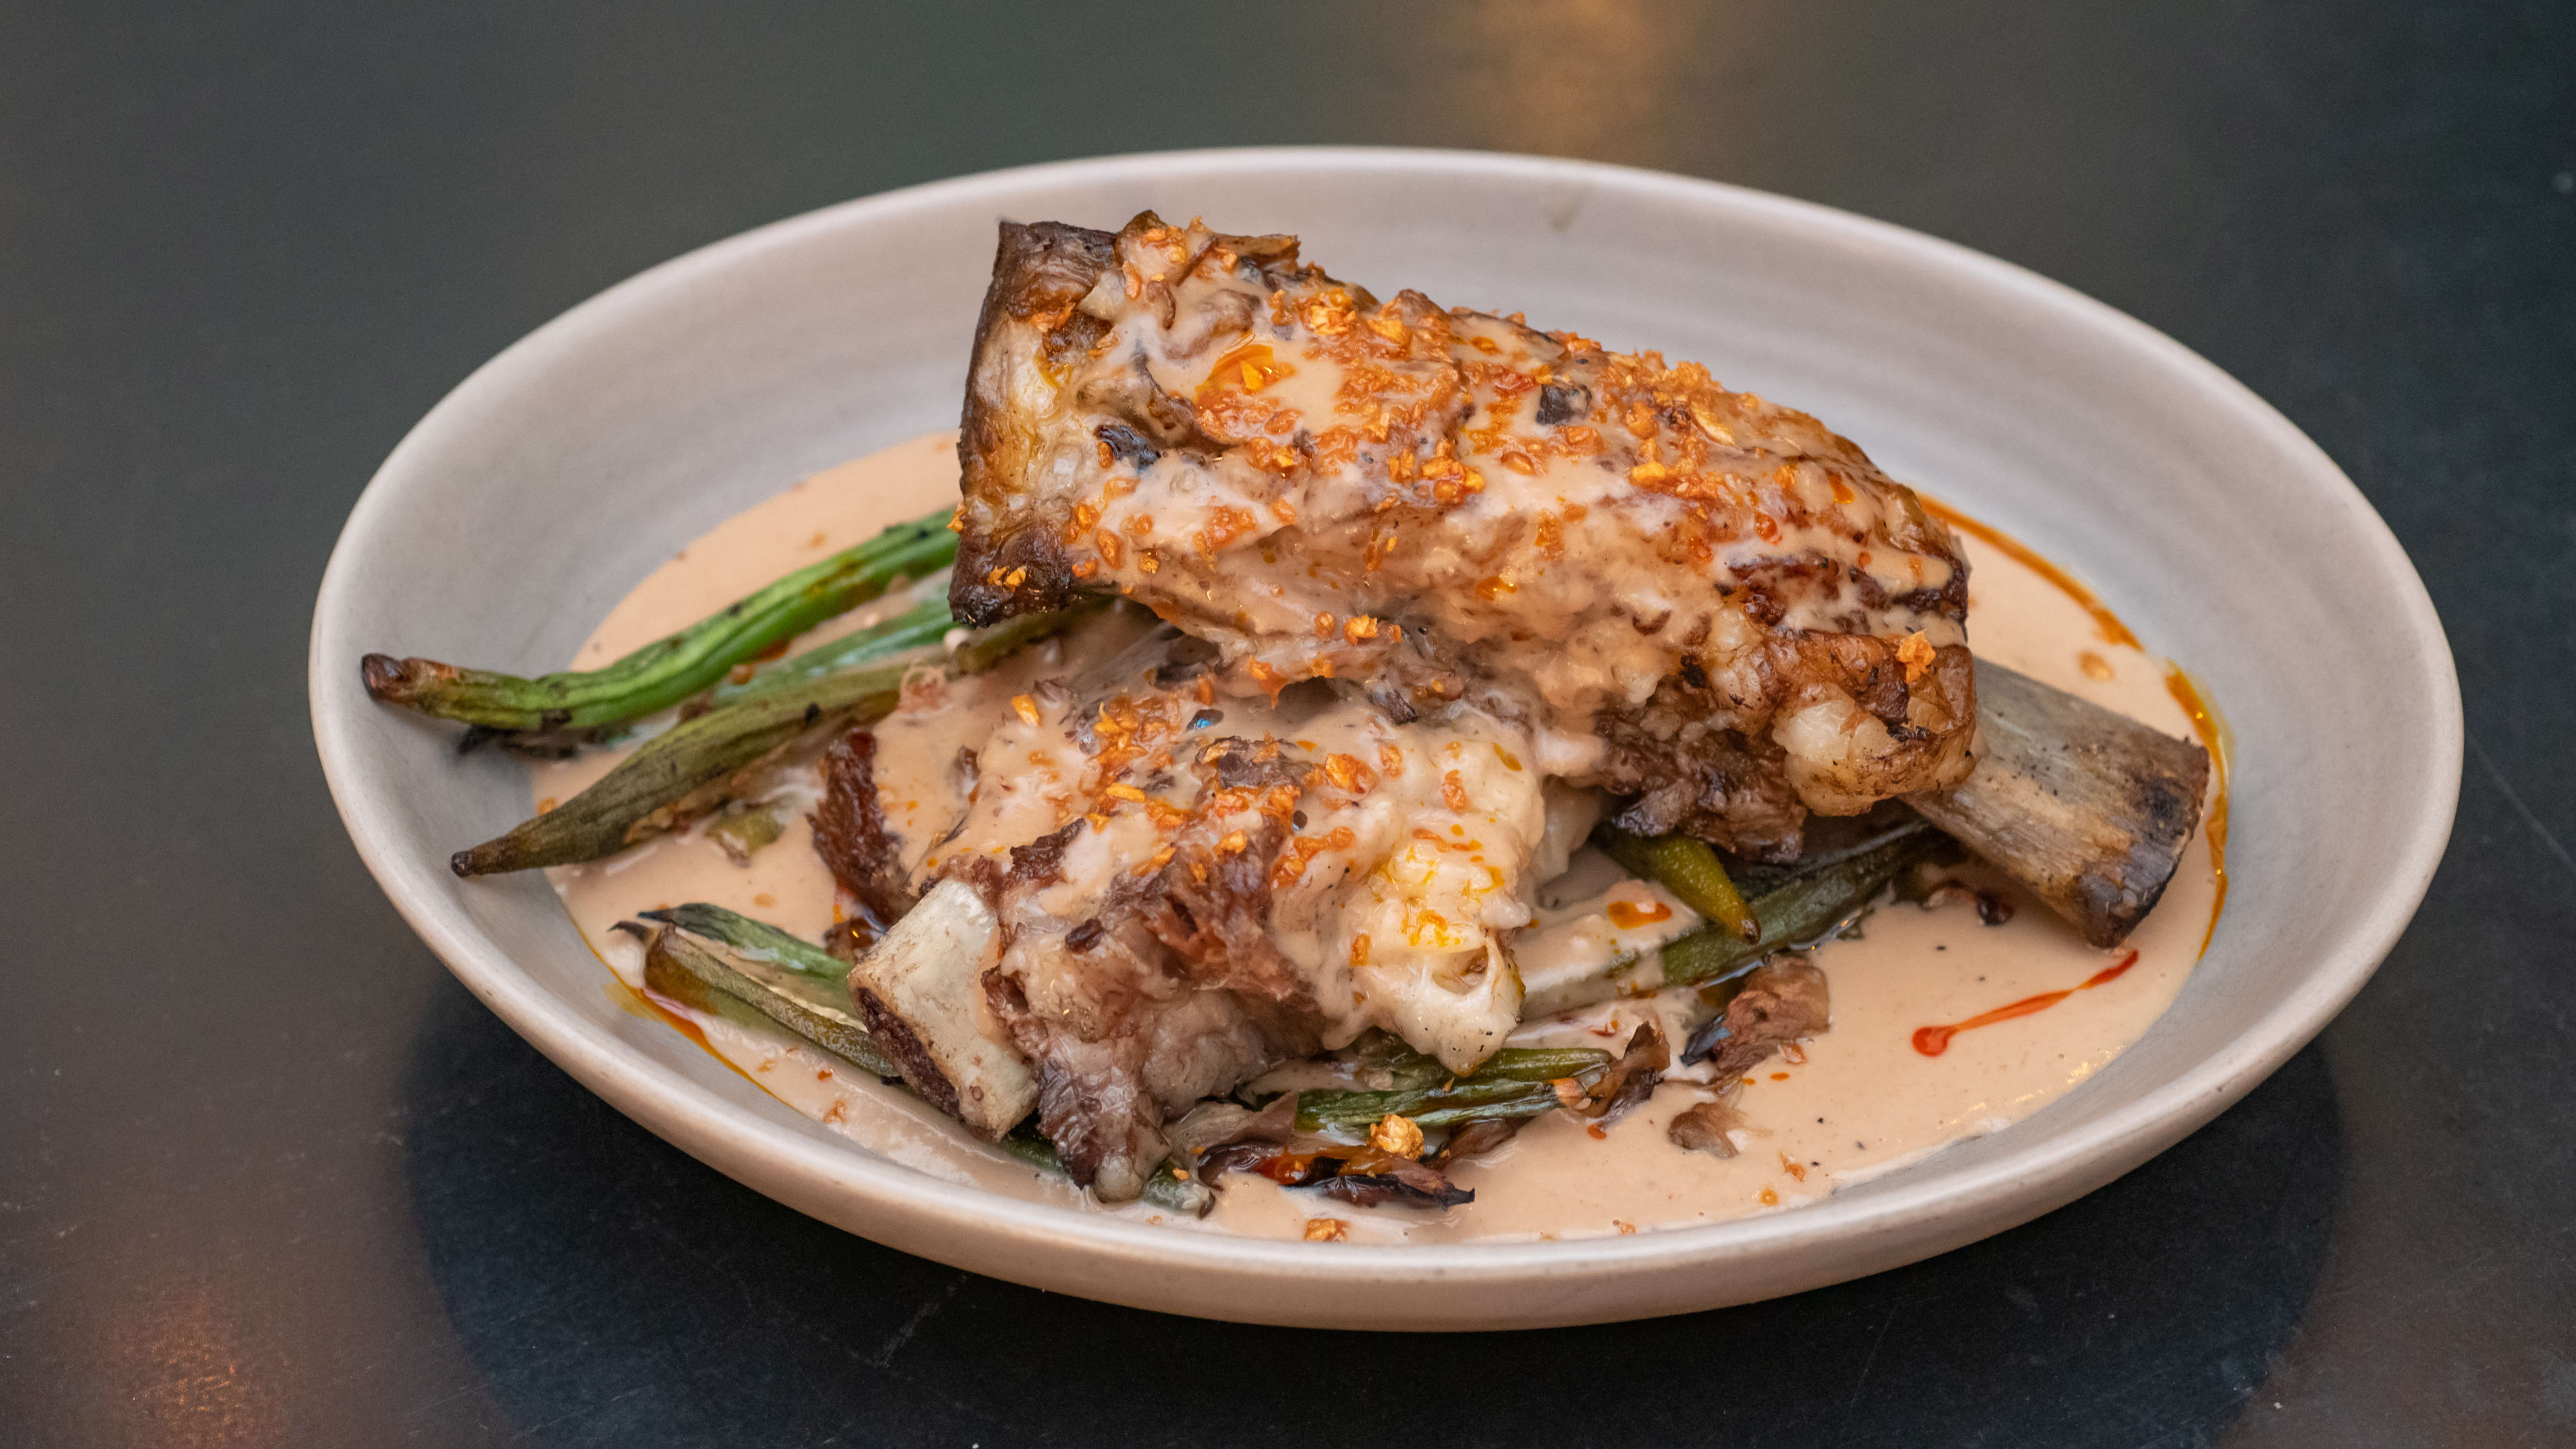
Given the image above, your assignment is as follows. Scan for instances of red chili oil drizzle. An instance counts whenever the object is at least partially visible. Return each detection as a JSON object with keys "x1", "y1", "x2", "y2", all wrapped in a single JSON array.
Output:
[{"x1": 1911, "y1": 951, "x2": 2141, "y2": 1057}]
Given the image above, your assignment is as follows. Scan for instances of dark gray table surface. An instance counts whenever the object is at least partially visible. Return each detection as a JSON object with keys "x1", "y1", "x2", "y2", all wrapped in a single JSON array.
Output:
[{"x1": 6, "y1": 3, "x2": 2571, "y2": 1444}]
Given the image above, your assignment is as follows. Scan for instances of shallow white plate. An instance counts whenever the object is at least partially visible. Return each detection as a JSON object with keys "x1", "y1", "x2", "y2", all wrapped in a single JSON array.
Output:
[{"x1": 309, "y1": 148, "x2": 2458, "y2": 1330}]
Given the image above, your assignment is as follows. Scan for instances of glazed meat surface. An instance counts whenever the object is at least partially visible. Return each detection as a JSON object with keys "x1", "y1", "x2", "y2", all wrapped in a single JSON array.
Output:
[
  {"x1": 926, "y1": 623, "x2": 1580, "y2": 1199},
  {"x1": 952, "y1": 213, "x2": 1977, "y2": 860}
]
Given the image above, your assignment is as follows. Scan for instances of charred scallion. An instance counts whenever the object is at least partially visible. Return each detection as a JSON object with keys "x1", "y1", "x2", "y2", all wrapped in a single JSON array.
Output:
[
  {"x1": 450, "y1": 605, "x2": 1092, "y2": 876},
  {"x1": 453, "y1": 659, "x2": 907, "y2": 875},
  {"x1": 1522, "y1": 818, "x2": 1949, "y2": 1017},
  {"x1": 1294, "y1": 1046, "x2": 1615, "y2": 1133},
  {"x1": 708, "y1": 596, "x2": 955, "y2": 708},
  {"x1": 639, "y1": 918, "x2": 1205, "y2": 1214},
  {"x1": 364, "y1": 507, "x2": 957, "y2": 737},
  {"x1": 1344, "y1": 1035, "x2": 1619, "y2": 1091}
]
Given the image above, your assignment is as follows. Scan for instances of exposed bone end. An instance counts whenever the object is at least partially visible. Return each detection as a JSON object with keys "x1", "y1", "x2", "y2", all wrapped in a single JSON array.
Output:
[
  {"x1": 1908, "y1": 659, "x2": 2211, "y2": 948},
  {"x1": 845, "y1": 879, "x2": 1038, "y2": 1140}
]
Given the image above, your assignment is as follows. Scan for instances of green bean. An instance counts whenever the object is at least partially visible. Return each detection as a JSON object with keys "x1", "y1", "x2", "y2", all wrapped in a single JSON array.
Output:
[
  {"x1": 363, "y1": 507, "x2": 957, "y2": 735},
  {"x1": 450, "y1": 606, "x2": 1091, "y2": 876},
  {"x1": 1293, "y1": 1043, "x2": 1616, "y2": 1134},
  {"x1": 1345, "y1": 1035, "x2": 1616, "y2": 1092},
  {"x1": 709, "y1": 596, "x2": 955, "y2": 708},
  {"x1": 1596, "y1": 825, "x2": 1760, "y2": 942},
  {"x1": 451, "y1": 659, "x2": 908, "y2": 875}
]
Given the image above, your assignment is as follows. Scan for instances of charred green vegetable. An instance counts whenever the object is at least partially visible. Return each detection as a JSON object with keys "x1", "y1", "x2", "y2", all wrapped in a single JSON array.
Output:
[
  {"x1": 706, "y1": 806, "x2": 784, "y2": 865},
  {"x1": 1293, "y1": 1045, "x2": 1616, "y2": 1132},
  {"x1": 1000, "y1": 1129, "x2": 1210, "y2": 1215},
  {"x1": 450, "y1": 606, "x2": 1091, "y2": 876},
  {"x1": 1595, "y1": 825, "x2": 1760, "y2": 942},
  {"x1": 1523, "y1": 817, "x2": 1949, "y2": 1017},
  {"x1": 1340, "y1": 1033, "x2": 1618, "y2": 1092},
  {"x1": 637, "y1": 921, "x2": 900, "y2": 1077},
  {"x1": 452, "y1": 659, "x2": 909, "y2": 875},
  {"x1": 1656, "y1": 820, "x2": 1945, "y2": 989},
  {"x1": 1296, "y1": 1079, "x2": 1566, "y2": 1134},
  {"x1": 637, "y1": 913, "x2": 1205, "y2": 1213},
  {"x1": 707, "y1": 596, "x2": 955, "y2": 708},
  {"x1": 363, "y1": 506, "x2": 957, "y2": 737},
  {"x1": 640, "y1": 902, "x2": 849, "y2": 981}
]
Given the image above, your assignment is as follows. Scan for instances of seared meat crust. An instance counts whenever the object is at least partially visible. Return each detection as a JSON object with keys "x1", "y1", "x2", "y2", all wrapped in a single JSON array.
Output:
[
  {"x1": 932, "y1": 626, "x2": 1552, "y2": 1198},
  {"x1": 955, "y1": 222, "x2": 1122, "y2": 625},
  {"x1": 969, "y1": 710, "x2": 1334, "y2": 1197},
  {"x1": 951, "y1": 213, "x2": 1976, "y2": 859},
  {"x1": 810, "y1": 729, "x2": 916, "y2": 926}
]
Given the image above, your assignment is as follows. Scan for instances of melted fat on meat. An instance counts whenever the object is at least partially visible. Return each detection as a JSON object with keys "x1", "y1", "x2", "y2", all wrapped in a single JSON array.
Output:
[
  {"x1": 953, "y1": 213, "x2": 1978, "y2": 860},
  {"x1": 922, "y1": 625, "x2": 1561, "y2": 1198}
]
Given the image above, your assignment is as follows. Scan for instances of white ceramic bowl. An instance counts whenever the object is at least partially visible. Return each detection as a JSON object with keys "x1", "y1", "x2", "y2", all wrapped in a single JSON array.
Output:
[{"x1": 310, "y1": 148, "x2": 2458, "y2": 1330}]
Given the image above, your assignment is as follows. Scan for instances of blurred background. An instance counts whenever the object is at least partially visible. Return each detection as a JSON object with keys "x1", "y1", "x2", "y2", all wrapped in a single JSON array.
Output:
[{"x1": 4, "y1": 3, "x2": 2571, "y2": 1445}]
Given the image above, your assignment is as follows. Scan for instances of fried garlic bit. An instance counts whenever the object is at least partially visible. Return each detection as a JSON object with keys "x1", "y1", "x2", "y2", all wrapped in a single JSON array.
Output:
[
  {"x1": 1303, "y1": 1217, "x2": 1351, "y2": 1242},
  {"x1": 1368, "y1": 1112, "x2": 1426, "y2": 1159},
  {"x1": 1896, "y1": 629, "x2": 1936, "y2": 683}
]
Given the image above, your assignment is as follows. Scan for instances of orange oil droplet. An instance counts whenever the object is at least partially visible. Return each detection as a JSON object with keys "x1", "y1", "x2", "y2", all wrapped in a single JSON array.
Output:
[{"x1": 1607, "y1": 898, "x2": 1674, "y2": 930}]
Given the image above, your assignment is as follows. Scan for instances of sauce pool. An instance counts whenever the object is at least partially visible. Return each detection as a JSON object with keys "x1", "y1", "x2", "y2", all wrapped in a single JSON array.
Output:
[{"x1": 532, "y1": 431, "x2": 2228, "y2": 1243}]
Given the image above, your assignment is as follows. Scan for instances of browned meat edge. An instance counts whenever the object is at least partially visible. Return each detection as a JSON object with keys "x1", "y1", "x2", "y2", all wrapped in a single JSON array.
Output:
[
  {"x1": 809, "y1": 729, "x2": 916, "y2": 928},
  {"x1": 846, "y1": 986, "x2": 964, "y2": 1120},
  {"x1": 953, "y1": 220, "x2": 1118, "y2": 627}
]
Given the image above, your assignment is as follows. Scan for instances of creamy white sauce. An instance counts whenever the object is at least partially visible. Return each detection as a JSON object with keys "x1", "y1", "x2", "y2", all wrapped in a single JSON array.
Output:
[
  {"x1": 950, "y1": 659, "x2": 1560, "y2": 1074},
  {"x1": 536, "y1": 430, "x2": 2220, "y2": 1242}
]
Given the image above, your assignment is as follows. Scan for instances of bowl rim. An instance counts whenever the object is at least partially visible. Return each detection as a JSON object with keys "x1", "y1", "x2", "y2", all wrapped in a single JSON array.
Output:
[{"x1": 310, "y1": 145, "x2": 2461, "y2": 1300}]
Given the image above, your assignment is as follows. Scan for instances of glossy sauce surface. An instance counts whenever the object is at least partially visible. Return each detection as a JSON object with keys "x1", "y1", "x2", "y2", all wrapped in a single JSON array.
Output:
[{"x1": 533, "y1": 431, "x2": 2222, "y2": 1242}]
